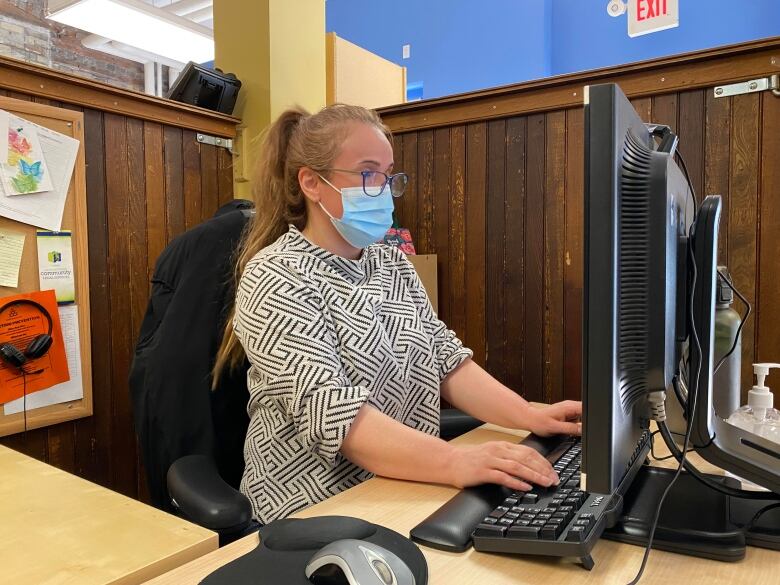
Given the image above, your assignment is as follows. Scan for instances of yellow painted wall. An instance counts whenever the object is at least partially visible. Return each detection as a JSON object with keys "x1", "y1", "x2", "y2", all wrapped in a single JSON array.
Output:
[{"x1": 213, "y1": 0, "x2": 325, "y2": 199}]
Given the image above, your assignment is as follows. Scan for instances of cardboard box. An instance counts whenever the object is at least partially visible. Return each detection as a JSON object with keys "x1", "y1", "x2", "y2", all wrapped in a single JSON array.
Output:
[{"x1": 407, "y1": 254, "x2": 438, "y2": 314}]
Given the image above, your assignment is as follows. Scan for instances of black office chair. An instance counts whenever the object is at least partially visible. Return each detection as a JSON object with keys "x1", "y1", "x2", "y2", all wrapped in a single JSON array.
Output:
[{"x1": 167, "y1": 408, "x2": 482, "y2": 545}]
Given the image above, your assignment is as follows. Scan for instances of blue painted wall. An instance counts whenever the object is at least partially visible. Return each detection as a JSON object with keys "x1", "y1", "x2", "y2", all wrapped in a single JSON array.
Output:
[
  {"x1": 551, "y1": 0, "x2": 780, "y2": 76},
  {"x1": 326, "y1": 0, "x2": 780, "y2": 100},
  {"x1": 325, "y1": 0, "x2": 551, "y2": 100}
]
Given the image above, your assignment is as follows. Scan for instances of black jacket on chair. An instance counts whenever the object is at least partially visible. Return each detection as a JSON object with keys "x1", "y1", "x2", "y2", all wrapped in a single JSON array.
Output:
[{"x1": 129, "y1": 200, "x2": 252, "y2": 510}]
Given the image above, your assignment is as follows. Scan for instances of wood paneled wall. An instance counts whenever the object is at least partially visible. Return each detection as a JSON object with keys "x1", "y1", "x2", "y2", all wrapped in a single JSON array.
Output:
[
  {"x1": 381, "y1": 38, "x2": 780, "y2": 406},
  {"x1": 0, "y1": 82, "x2": 237, "y2": 501}
]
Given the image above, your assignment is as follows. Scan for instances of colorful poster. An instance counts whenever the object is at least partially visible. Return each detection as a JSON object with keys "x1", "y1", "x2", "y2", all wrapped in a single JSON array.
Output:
[{"x1": 1, "y1": 114, "x2": 54, "y2": 196}]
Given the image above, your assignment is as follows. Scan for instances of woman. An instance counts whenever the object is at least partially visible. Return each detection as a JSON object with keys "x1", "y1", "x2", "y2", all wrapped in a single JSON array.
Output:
[{"x1": 213, "y1": 103, "x2": 582, "y2": 523}]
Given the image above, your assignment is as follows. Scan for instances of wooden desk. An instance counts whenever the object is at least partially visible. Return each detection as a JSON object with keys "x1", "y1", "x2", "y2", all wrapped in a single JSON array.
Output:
[
  {"x1": 143, "y1": 425, "x2": 779, "y2": 585},
  {"x1": 0, "y1": 445, "x2": 218, "y2": 584}
]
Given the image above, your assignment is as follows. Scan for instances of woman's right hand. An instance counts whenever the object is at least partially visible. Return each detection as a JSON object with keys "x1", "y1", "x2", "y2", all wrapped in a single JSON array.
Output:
[{"x1": 447, "y1": 441, "x2": 559, "y2": 492}]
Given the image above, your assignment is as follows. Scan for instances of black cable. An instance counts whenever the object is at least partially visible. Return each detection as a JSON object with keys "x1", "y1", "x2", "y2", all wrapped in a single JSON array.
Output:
[
  {"x1": 649, "y1": 429, "x2": 693, "y2": 462},
  {"x1": 21, "y1": 369, "x2": 28, "y2": 435},
  {"x1": 713, "y1": 269, "x2": 752, "y2": 374},
  {"x1": 671, "y1": 374, "x2": 688, "y2": 416},
  {"x1": 741, "y1": 502, "x2": 780, "y2": 534},
  {"x1": 627, "y1": 151, "x2": 703, "y2": 585}
]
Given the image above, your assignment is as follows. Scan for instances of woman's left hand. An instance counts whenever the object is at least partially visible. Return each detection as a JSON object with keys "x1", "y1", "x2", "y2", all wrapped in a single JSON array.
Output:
[{"x1": 523, "y1": 400, "x2": 582, "y2": 437}]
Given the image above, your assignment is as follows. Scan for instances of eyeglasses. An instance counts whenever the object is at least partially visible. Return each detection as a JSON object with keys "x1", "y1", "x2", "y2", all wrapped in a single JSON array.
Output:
[{"x1": 322, "y1": 168, "x2": 409, "y2": 198}]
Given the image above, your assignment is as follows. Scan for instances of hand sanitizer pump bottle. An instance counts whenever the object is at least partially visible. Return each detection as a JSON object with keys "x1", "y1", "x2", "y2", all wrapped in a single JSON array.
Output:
[{"x1": 726, "y1": 363, "x2": 780, "y2": 445}]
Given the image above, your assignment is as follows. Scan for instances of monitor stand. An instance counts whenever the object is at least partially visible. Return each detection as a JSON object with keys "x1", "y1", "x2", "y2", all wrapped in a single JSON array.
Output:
[{"x1": 602, "y1": 465, "x2": 779, "y2": 561}]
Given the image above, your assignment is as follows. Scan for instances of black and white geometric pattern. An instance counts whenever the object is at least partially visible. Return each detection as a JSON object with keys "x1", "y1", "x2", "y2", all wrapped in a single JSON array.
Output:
[{"x1": 233, "y1": 225, "x2": 472, "y2": 523}]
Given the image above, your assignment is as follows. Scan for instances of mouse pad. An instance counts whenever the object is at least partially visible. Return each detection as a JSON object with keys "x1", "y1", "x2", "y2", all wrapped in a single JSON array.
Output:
[{"x1": 200, "y1": 516, "x2": 428, "y2": 584}]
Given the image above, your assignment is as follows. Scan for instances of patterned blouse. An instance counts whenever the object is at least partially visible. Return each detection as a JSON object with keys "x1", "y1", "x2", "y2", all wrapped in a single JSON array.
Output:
[{"x1": 233, "y1": 225, "x2": 472, "y2": 523}]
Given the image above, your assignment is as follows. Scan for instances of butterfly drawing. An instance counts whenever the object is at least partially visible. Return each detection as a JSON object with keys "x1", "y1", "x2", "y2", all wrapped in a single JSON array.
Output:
[
  {"x1": 10, "y1": 159, "x2": 44, "y2": 193},
  {"x1": 19, "y1": 159, "x2": 43, "y2": 180},
  {"x1": 8, "y1": 127, "x2": 32, "y2": 156}
]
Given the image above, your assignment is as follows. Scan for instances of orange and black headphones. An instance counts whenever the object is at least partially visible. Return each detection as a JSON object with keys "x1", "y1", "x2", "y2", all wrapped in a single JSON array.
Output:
[{"x1": 0, "y1": 299, "x2": 53, "y2": 375}]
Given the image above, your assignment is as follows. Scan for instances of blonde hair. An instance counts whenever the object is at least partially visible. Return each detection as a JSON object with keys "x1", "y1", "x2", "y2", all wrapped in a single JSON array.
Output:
[{"x1": 212, "y1": 104, "x2": 391, "y2": 387}]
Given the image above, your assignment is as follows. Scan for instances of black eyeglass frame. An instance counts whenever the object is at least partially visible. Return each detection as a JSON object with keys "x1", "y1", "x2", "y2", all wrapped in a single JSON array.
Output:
[{"x1": 321, "y1": 168, "x2": 408, "y2": 198}]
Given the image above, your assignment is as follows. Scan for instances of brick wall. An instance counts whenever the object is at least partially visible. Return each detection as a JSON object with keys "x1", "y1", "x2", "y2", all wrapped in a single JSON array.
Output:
[{"x1": 0, "y1": 0, "x2": 145, "y2": 92}]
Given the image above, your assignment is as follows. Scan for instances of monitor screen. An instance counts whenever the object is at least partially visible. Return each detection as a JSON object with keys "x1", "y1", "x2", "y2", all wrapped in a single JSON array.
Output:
[{"x1": 166, "y1": 61, "x2": 241, "y2": 115}]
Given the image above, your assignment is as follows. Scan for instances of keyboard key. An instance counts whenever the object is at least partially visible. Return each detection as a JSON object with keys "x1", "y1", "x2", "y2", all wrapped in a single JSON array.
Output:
[
  {"x1": 530, "y1": 519, "x2": 547, "y2": 527},
  {"x1": 507, "y1": 525, "x2": 540, "y2": 539},
  {"x1": 542, "y1": 507, "x2": 557, "y2": 514},
  {"x1": 520, "y1": 513, "x2": 536, "y2": 521},
  {"x1": 536, "y1": 513, "x2": 552, "y2": 521},
  {"x1": 482, "y1": 517, "x2": 498, "y2": 524},
  {"x1": 474, "y1": 523, "x2": 507, "y2": 537},
  {"x1": 515, "y1": 519, "x2": 531, "y2": 527},
  {"x1": 578, "y1": 513, "x2": 595, "y2": 524},
  {"x1": 489, "y1": 506, "x2": 509, "y2": 519},
  {"x1": 565, "y1": 526, "x2": 586, "y2": 542},
  {"x1": 510, "y1": 506, "x2": 526, "y2": 514},
  {"x1": 521, "y1": 493, "x2": 539, "y2": 504},
  {"x1": 503, "y1": 497, "x2": 519, "y2": 506},
  {"x1": 541, "y1": 523, "x2": 564, "y2": 540},
  {"x1": 504, "y1": 512, "x2": 520, "y2": 520},
  {"x1": 498, "y1": 518, "x2": 514, "y2": 526}
]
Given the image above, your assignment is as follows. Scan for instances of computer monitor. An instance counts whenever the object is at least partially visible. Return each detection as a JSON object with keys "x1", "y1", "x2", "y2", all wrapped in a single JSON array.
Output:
[
  {"x1": 166, "y1": 61, "x2": 241, "y2": 115},
  {"x1": 581, "y1": 82, "x2": 692, "y2": 496},
  {"x1": 580, "y1": 82, "x2": 780, "y2": 500}
]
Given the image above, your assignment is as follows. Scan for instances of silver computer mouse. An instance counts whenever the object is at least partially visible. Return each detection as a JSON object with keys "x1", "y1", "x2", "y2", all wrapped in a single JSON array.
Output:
[{"x1": 304, "y1": 538, "x2": 416, "y2": 585}]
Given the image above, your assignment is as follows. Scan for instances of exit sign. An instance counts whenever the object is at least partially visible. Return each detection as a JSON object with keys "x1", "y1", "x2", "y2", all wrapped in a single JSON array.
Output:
[{"x1": 628, "y1": 0, "x2": 679, "y2": 37}]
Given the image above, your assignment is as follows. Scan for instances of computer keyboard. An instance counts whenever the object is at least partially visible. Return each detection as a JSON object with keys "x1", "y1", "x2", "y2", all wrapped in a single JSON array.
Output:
[{"x1": 471, "y1": 436, "x2": 615, "y2": 569}]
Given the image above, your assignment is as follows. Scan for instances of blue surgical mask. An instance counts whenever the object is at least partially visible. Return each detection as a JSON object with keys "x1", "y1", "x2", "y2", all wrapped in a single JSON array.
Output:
[{"x1": 318, "y1": 176, "x2": 394, "y2": 249}]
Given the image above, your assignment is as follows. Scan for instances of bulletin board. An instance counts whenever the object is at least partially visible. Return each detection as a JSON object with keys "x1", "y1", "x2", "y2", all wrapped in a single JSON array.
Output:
[{"x1": 0, "y1": 96, "x2": 92, "y2": 437}]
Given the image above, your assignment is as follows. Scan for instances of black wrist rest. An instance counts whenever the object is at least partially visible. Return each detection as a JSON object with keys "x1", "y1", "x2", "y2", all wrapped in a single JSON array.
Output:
[{"x1": 410, "y1": 483, "x2": 509, "y2": 552}]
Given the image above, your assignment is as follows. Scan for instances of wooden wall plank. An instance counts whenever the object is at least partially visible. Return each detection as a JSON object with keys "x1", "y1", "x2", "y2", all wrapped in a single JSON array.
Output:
[
  {"x1": 182, "y1": 130, "x2": 202, "y2": 231},
  {"x1": 200, "y1": 144, "x2": 219, "y2": 221},
  {"x1": 544, "y1": 112, "x2": 566, "y2": 405},
  {"x1": 433, "y1": 128, "x2": 451, "y2": 321},
  {"x1": 678, "y1": 90, "x2": 706, "y2": 202},
  {"x1": 563, "y1": 108, "x2": 584, "y2": 402},
  {"x1": 144, "y1": 122, "x2": 167, "y2": 276},
  {"x1": 74, "y1": 108, "x2": 111, "y2": 486},
  {"x1": 449, "y1": 127, "x2": 467, "y2": 343},
  {"x1": 163, "y1": 127, "x2": 185, "y2": 243},
  {"x1": 127, "y1": 118, "x2": 149, "y2": 503},
  {"x1": 728, "y1": 94, "x2": 760, "y2": 403},
  {"x1": 705, "y1": 91, "x2": 731, "y2": 263},
  {"x1": 652, "y1": 93, "x2": 678, "y2": 136},
  {"x1": 401, "y1": 134, "x2": 418, "y2": 239},
  {"x1": 217, "y1": 147, "x2": 234, "y2": 208},
  {"x1": 416, "y1": 131, "x2": 435, "y2": 255},
  {"x1": 504, "y1": 117, "x2": 526, "y2": 394},
  {"x1": 524, "y1": 114, "x2": 546, "y2": 403},
  {"x1": 465, "y1": 123, "x2": 487, "y2": 366},
  {"x1": 104, "y1": 113, "x2": 137, "y2": 498},
  {"x1": 486, "y1": 119, "x2": 507, "y2": 382},
  {"x1": 127, "y1": 118, "x2": 148, "y2": 344},
  {"x1": 630, "y1": 97, "x2": 652, "y2": 122},
  {"x1": 391, "y1": 134, "x2": 405, "y2": 223},
  {"x1": 757, "y1": 93, "x2": 780, "y2": 363}
]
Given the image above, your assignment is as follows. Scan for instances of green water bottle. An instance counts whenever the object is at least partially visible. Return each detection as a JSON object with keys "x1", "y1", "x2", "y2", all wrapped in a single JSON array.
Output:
[{"x1": 713, "y1": 266, "x2": 741, "y2": 420}]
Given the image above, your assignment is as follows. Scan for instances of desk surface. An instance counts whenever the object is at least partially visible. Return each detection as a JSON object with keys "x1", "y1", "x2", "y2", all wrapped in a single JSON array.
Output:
[
  {"x1": 0, "y1": 445, "x2": 218, "y2": 585},
  {"x1": 143, "y1": 425, "x2": 779, "y2": 585}
]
